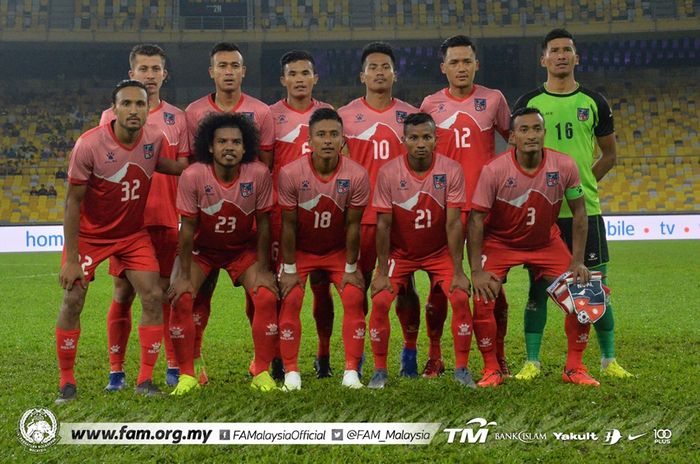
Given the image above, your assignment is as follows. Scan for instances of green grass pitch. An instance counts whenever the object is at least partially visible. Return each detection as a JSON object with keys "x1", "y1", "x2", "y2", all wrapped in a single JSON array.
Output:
[{"x1": 1, "y1": 241, "x2": 698, "y2": 462}]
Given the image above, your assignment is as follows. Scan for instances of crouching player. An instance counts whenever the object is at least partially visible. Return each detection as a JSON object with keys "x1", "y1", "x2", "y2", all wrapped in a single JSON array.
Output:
[
  {"x1": 168, "y1": 113, "x2": 279, "y2": 395},
  {"x1": 277, "y1": 108, "x2": 370, "y2": 391},
  {"x1": 468, "y1": 107, "x2": 598, "y2": 388},
  {"x1": 368, "y1": 113, "x2": 474, "y2": 389}
]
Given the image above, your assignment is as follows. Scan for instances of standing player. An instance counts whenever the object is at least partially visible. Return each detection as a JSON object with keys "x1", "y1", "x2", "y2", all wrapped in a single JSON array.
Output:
[
  {"x1": 277, "y1": 108, "x2": 370, "y2": 391},
  {"x1": 184, "y1": 42, "x2": 278, "y2": 381},
  {"x1": 168, "y1": 113, "x2": 279, "y2": 395},
  {"x1": 368, "y1": 113, "x2": 474, "y2": 389},
  {"x1": 513, "y1": 28, "x2": 631, "y2": 380},
  {"x1": 269, "y1": 51, "x2": 336, "y2": 378},
  {"x1": 420, "y1": 35, "x2": 512, "y2": 377},
  {"x1": 100, "y1": 44, "x2": 190, "y2": 392},
  {"x1": 468, "y1": 107, "x2": 597, "y2": 388},
  {"x1": 56, "y1": 80, "x2": 186, "y2": 403},
  {"x1": 337, "y1": 42, "x2": 423, "y2": 377}
]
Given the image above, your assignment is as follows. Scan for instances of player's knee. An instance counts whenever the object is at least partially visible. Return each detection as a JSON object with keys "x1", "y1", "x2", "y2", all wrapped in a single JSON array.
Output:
[
  {"x1": 61, "y1": 289, "x2": 86, "y2": 320},
  {"x1": 371, "y1": 290, "x2": 394, "y2": 315},
  {"x1": 140, "y1": 286, "x2": 164, "y2": 314},
  {"x1": 340, "y1": 285, "x2": 365, "y2": 312},
  {"x1": 112, "y1": 278, "x2": 136, "y2": 304},
  {"x1": 472, "y1": 299, "x2": 495, "y2": 321},
  {"x1": 252, "y1": 287, "x2": 278, "y2": 312},
  {"x1": 448, "y1": 288, "x2": 470, "y2": 312},
  {"x1": 281, "y1": 286, "x2": 304, "y2": 316}
]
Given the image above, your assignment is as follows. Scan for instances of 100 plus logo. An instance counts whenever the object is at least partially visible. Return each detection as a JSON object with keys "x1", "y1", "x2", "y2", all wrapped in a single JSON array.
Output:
[{"x1": 444, "y1": 418, "x2": 497, "y2": 444}]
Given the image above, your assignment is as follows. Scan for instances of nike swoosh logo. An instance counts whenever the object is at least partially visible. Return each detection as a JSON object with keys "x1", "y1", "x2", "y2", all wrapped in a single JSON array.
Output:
[{"x1": 627, "y1": 433, "x2": 647, "y2": 441}]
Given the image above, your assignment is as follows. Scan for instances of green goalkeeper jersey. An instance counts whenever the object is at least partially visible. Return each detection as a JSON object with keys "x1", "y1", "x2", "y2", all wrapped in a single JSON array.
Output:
[{"x1": 514, "y1": 84, "x2": 614, "y2": 218}]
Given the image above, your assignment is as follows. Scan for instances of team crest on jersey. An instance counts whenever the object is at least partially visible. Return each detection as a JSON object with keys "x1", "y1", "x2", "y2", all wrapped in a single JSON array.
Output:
[
  {"x1": 399, "y1": 179, "x2": 408, "y2": 190},
  {"x1": 301, "y1": 180, "x2": 310, "y2": 191},
  {"x1": 204, "y1": 184, "x2": 214, "y2": 196},
  {"x1": 577, "y1": 108, "x2": 590, "y2": 121},
  {"x1": 395, "y1": 111, "x2": 408, "y2": 124},
  {"x1": 505, "y1": 176, "x2": 517, "y2": 188},
  {"x1": 355, "y1": 113, "x2": 365, "y2": 122},
  {"x1": 143, "y1": 144, "x2": 154, "y2": 159},
  {"x1": 433, "y1": 174, "x2": 447, "y2": 190},
  {"x1": 474, "y1": 98, "x2": 487, "y2": 112},
  {"x1": 241, "y1": 112, "x2": 255, "y2": 122},
  {"x1": 240, "y1": 182, "x2": 254, "y2": 197},
  {"x1": 163, "y1": 112, "x2": 176, "y2": 125},
  {"x1": 336, "y1": 179, "x2": 350, "y2": 194},
  {"x1": 437, "y1": 103, "x2": 446, "y2": 113},
  {"x1": 546, "y1": 171, "x2": 560, "y2": 187},
  {"x1": 277, "y1": 114, "x2": 288, "y2": 124},
  {"x1": 106, "y1": 151, "x2": 117, "y2": 163}
]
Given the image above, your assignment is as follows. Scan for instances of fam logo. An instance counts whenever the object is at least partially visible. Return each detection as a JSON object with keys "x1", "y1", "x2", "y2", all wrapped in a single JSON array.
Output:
[
  {"x1": 277, "y1": 114, "x2": 288, "y2": 124},
  {"x1": 336, "y1": 179, "x2": 350, "y2": 194},
  {"x1": 163, "y1": 112, "x2": 176, "y2": 125},
  {"x1": 354, "y1": 113, "x2": 365, "y2": 122},
  {"x1": 240, "y1": 182, "x2": 254, "y2": 198},
  {"x1": 143, "y1": 143, "x2": 154, "y2": 160},
  {"x1": 204, "y1": 184, "x2": 214, "y2": 196},
  {"x1": 240, "y1": 112, "x2": 255, "y2": 122},
  {"x1": 577, "y1": 107, "x2": 590, "y2": 121},
  {"x1": 433, "y1": 174, "x2": 446, "y2": 190},
  {"x1": 505, "y1": 176, "x2": 517, "y2": 188},
  {"x1": 437, "y1": 103, "x2": 446, "y2": 113},
  {"x1": 474, "y1": 98, "x2": 487, "y2": 112},
  {"x1": 301, "y1": 180, "x2": 311, "y2": 191},
  {"x1": 546, "y1": 171, "x2": 559, "y2": 187},
  {"x1": 106, "y1": 151, "x2": 117, "y2": 163},
  {"x1": 17, "y1": 408, "x2": 59, "y2": 453},
  {"x1": 399, "y1": 179, "x2": 408, "y2": 190},
  {"x1": 395, "y1": 110, "x2": 408, "y2": 124},
  {"x1": 444, "y1": 418, "x2": 497, "y2": 444}
]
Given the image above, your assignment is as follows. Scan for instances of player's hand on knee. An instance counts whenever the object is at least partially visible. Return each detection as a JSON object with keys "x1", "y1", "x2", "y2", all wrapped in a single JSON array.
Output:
[
  {"x1": 253, "y1": 270, "x2": 279, "y2": 298},
  {"x1": 168, "y1": 277, "x2": 193, "y2": 305},
  {"x1": 471, "y1": 270, "x2": 500, "y2": 304},
  {"x1": 59, "y1": 262, "x2": 87, "y2": 291},
  {"x1": 569, "y1": 262, "x2": 591, "y2": 285},
  {"x1": 278, "y1": 272, "x2": 301, "y2": 299},
  {"x1": 340, "y1": 270, "x2": 365, "y2": 292},
  {"x1": 449, "y1": 272, "x2": 472, "y2": 296},
  {"x1": 370, "y1": 274, "x2": 392, "y2": 298}
]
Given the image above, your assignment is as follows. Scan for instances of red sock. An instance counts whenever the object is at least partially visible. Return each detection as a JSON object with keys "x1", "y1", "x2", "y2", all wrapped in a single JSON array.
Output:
[
  {"x1": 56, "y1": 328, "x2": 80, "y2": 388},
  {"x1": 565, "y1": 313, "x2": 591, "y2": 370},
  {"x1": 162, "y1": 302, "x2": 177, "y2": 369},
  {"x1": 472, "y1": 298, "x2": 498, "y2": 372},
  {"x1": 244, "y1": 291, "x2": 255, "y2": 326},
  {"x1": 279, "y1": 286, "x2": 304, "y2": 372},
  {"x1": 340, "y1": 284, "x2": 365, "y2": 371},
  {"x1": 106, "y1": 300, "x2": 131, "y2": 372},
  {"x1": 193, "y1": 292, "x2": 212, "y2": 359},
  {"x1": 494, "y1": 290, "x2": 509, "y2": 360},
  {"x1": 170, "y1": 293, "x2": 195, "y2": 376},
  {"x1": 369, "y1": 289, "x2": 395, "y2": 370},
  {"x1": 311, "y1": 282, "x2": 334, "y2": 357},
  {"x1": 395, "y1": 291, "x2": 419, "y2": 350},
  {"x1": 250, "y1": 288, "x2": 279, "y2": 376},
  {"x1": 426, "y1": 287, "x2": 448, "y2": 360},
  {"x1": 137, "y1": 325, "x2": 163, "y2": 385},
  {"x1": 446, "y1": 287, "x2": 473, "y2": 369}
]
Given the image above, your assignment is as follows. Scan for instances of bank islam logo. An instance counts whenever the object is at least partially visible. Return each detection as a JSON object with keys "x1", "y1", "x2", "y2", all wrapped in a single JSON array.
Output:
[
  {"x1": 444, "y1": 418, "x2": 497, "y2": 444},
  {"x1": 17, "y1": 408, "x2": 59, "y2": 452}
]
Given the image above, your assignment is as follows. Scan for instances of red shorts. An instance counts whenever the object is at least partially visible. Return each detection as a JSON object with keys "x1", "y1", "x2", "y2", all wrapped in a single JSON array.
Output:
[
  {"x1": 108, "y1": 226, "x2": 177, "y2": 278},
  {"x1": 285, "y1": 249, "x2": 354, "y2": 287},
  {"x1": 384, "y1": 248, "x2": 457, "y2": 293},
  {"x1": 62, "y1": 230, "x2": 159, "y2": 281},
  {"x1": 481, "y1": 238, "x2": 572, "y2": 281},
  {"x1": 359, "y1": 224, "x2": 377, "y2": 274},
  {"x1": 193, "y1": 247, "x2": 257, "y2": 284}
]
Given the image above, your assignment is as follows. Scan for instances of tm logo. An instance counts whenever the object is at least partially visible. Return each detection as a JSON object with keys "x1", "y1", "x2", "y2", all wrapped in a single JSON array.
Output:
[{"x1": 444, "y1": 418, "x2": 497, "y2": 444}]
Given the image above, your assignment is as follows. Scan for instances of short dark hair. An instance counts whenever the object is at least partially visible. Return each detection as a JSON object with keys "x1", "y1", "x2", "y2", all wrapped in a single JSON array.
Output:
[
  {"x1": 542, "y1": 28, "x2": 576, "y2": 51},
  {"x1": 510, "y1": 107, "x2": 544, "y2": 131},
  {"x1": 309, "y1": 108, "x2": 343, "y2": 131},
  {"x1": 361, "y1": 42, "x2": 395, "y2": 69},
  {"x1": 193, "y1": 113, "x2": 259, "y2": 164},
  {"x1": 129, "y1": 43, "x2": 166, "y2": 69},
  {"x1": 111, "y1": 79, "x2": 148, "y2": 105},
  {"x1": 211, "y1": 42, "x2": 242, "y2": 60},
  {"x1": 280, "y1": 50, "x2": 316, "y2": 75},
  {"x1": 403, "y1": 112, "x2": 436, "y2": 132},
  {"x1": 440, "y1": 35, "x2": 476, "y2": 59}
]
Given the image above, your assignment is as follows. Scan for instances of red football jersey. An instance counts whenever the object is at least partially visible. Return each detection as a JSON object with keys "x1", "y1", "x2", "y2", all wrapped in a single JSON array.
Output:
[
  {"x1": 471, "y1": 148, "x2": 582, "y2": 249},
  {"x1": 68, "y1": 123, "x2": 170, "y2": 242},
  {"x1": 176, "y1": 161, "x2": 273, "y2": 254},
  {"x1": 100, "y1": 100, "x2": 189, "y2": 228},
  {"x1": 185, "y1": 93, "x2": 274, "y2": 153},
  {"x1": 337, "y1": 97, "x2": 418, "y2": 225},
  {"x1": 420, "y1": 86, "x2": 510, "y2": 209},
  {"x1": 373, "y1": 154, "x2": 465, "y2": 261},
  {"x1": 278, "y1": 155, "x2": 369, "y2": 255}
]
